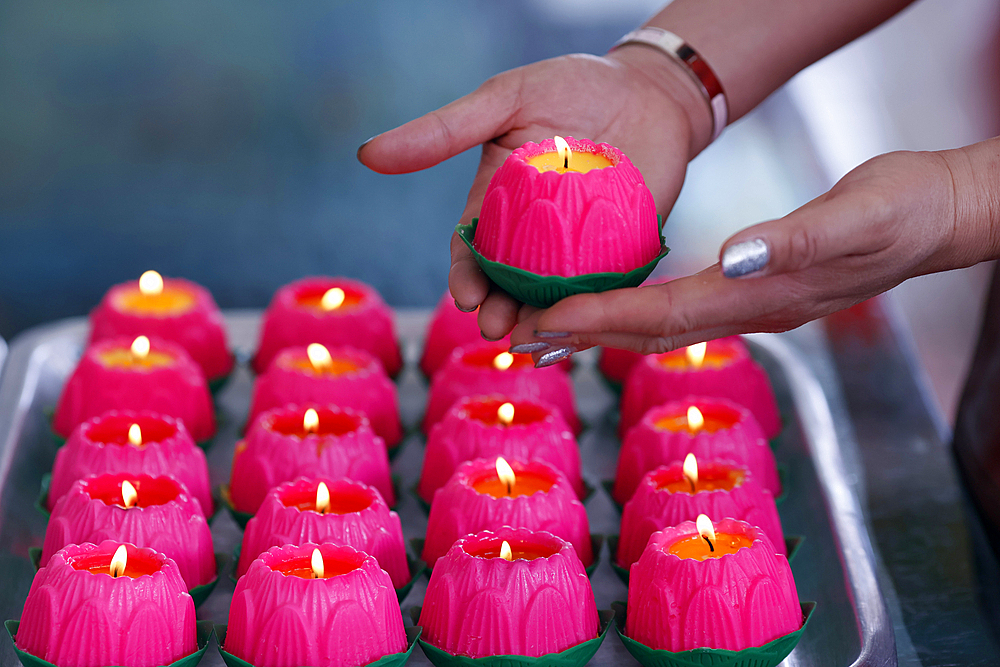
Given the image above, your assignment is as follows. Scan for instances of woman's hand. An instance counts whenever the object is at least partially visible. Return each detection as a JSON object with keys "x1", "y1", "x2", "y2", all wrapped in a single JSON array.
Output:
[
  {"x1": 509, "y1": 147, "x2": 989, "y2": 366},
  {"x1": 357, "y1": 46, "x2": 713, "y2": 340}
]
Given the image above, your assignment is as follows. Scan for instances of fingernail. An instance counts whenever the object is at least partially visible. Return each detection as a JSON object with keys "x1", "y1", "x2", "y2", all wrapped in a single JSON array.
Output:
[
  {"x1": 722, "y1": 239, "x2": 769, "y2": 278},
  {"x1": 481, "y1": 331, "x2": 504, "y2": 342},
  {"x1": 534, "y1": 331, "x2": 572, "y2": 339},
  {"x1": 356, "y1": 136, "x2": 376, "y2": 160},
  {"x1": 509, "y1": 342, "x2": 551, "y2": 354},
  {"x1": 535, "y1": 347, "x2": 573, "y2": 368},
  {"x1": 454, "y1": 299, "x2": 478, "y2": 313}
]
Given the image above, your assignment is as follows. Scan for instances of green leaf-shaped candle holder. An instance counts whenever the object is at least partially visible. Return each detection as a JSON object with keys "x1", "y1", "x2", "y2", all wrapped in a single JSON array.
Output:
[{"x1": 215, "y1": 624, "x2": 422, "y2": 667}]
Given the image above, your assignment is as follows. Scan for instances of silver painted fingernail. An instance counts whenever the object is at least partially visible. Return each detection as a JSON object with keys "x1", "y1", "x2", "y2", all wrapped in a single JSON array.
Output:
[
  {"x1": 454, "y1": 299, "x2": 478, "y2": 313},
  {"x1": 722, "y1": 239, "x2": 769, "y2": 278},
  {"x1": 534, "y1": 331, "x2": 572, "y2": 339},
  {"x1": 509, "y1": 342, "x2": 551, "y2": 354},
  {"x1": 535, "y1": 347, "x2": 573, "y2": 368}
]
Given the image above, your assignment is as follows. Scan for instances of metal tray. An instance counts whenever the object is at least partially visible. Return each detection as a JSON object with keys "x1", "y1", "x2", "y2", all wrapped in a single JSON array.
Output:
[{"x1": 0, "y1": 310, "x2": 895, "y2": 666}]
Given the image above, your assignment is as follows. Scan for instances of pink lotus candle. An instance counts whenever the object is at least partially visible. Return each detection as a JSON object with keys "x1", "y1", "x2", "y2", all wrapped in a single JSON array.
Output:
[
  {"x1": 420, "y1": 292, "x2": 494, "y2": 378},
  {"x1": 253, "y1": 277, "x2": 403, "y2": 377},
  {"x1": 247, "y1": 344, "x2": 402, "y2": 447},
  {"x1": 423, "y1": 341, "x2": 579, "y2": 434},
  {"x1": 474, "y1": 136, "x2": 660, "y2": 276},
  {"x1": 422, "y1": 457, "x2": 592, "y2": 566},
  {"x1": 48, "y1": 410, "x2": 213, "y2": 516},
  {"x1": 237, "y1": 477, "x2": 408, "y2": 586},
  {"x1": 53, "y1": 336, "x2": 216, "y2": 442},
  {"x1": 16, "y1": 541, "x2": 197, "y2": 667},
  {"x1": 617, "y1": 456, "x2": 784, "y2": 570},
  {"x1": 225, "y1": 543, "x2": 407, "y2": 667},
  {"x1": 625, "y1": 518, "x2": 801, "y2": 652},
  {"x1": 418, "y1": 395, "x2": 584, "y2": 503},
  {"x1": 229, "y1": 404, "x2": 395, "y2": 514},
  {"x1": 41, "y1": 473, "x2": 216, "y2": 590},
  {"x1": 88, "y1": 271, "x2": 233, "y2": 383},
  {"x1": 619, "y1": 338, "x2": 781, "y2": 439},
  {"x1": 419, "y1": 528, "x2": 599, "y2": 658},
  {"x1": 613, "y1": 399, "x2": 780, "y2": 504}
]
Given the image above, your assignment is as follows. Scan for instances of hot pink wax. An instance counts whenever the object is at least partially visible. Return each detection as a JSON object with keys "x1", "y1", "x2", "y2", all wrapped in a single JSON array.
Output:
[
  {"x1": 253, "y1": 277, "x2": 403, "y2": 377},
  {"x1": 89, "y1": 276, "x2": 233, "y2": 382},
  {"x1": 229, "y1": 404, "x2": 395, "y2": 514},
  {"x1": 625, "y1": 519, "x2": 801, "y2": 652},
  {"x1": 237, "y1": 477, "x2": 409, "y2": 586},
  {"x1": 248, "y1": 345, "x2": 402, "y2": 447},
  {"x1": 418, "y1": 395, "x2": 584, "y2": 503},
  {"x1": 619, "y1": 337, "x2": 781, "y2": 439},
  {"x1": 422, "y1": 458, "x2": 592, "y2": 566},
  {"x1": 474, "y1": 137, "x2": 660, "y2": 276},
  {"x1": 422, "y1": 341, "x2": 579, "y2": 434},
  {"x1": 16, "y1": 541, "x2": 197, "y2": 667},
  {"x1": 419, "y1": 528, "x2": 599, "y2": 658},
  {"x1": 41, "y1": 473, "x2": 216, "y2": 590},
  {"x1": 613, "y1": 398, "x2": 780, "y2": 504},
  {"x1": 225, "y1": 543, "x2": 407, "y2": 667},
  {"x1": 617, "y1": 461, "x2": 784, "y2": 570},
  {"x1": 53, "y1": 337, "x2": 215, "y2": 442},
  {"x1": 48, "y1": 410, "x2": 213, "y2": 516}
]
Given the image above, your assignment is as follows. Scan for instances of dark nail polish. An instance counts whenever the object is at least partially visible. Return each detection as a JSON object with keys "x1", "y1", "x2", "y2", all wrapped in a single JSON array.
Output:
[
  {"x1": 509, "y1": 342, "x2": 551, "y2": 354},
  {"x1": 534, "y1": 331, "x2": 572, "y2": 339},
  {"x1": 535, "y1": 347, "x2": 573, "y2": 368},
  {"x1": 454, "y1": 299, "x2": 478, "y2": 313}
]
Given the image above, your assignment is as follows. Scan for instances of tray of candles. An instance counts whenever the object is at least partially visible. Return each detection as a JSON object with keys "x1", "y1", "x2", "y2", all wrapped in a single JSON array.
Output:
[{"x1": 0, "y1": 273, "x2": 896, "y2": 667}]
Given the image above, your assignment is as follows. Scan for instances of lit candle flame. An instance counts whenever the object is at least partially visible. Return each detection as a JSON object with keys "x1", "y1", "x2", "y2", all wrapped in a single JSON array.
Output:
[
  {"x1": 500, "y1": 540, "x2": 513, "y2": 561},
  {"x1": 685, "y1": 342, "x2": 707, "y2": 368},
  {"x1": 138, "y1": 270, "x2": 164, "y2": 296},
  {"x1": 303, "y1": 408, "x2": 320, "y2": 434},
  {"x1": 496, "y1": 456, "x2": 516, "y2": 495},
  {"x1": 696, "y1": 514, "x2": 716, "y2": 553},
  {"x1": 553, "y1": 136, "x2": 571, "y2": 170},
  {"x1": 687, "y1": 405, "x2": 704, "y2": 433},
  {"x1": 321, "y1": 287, "x2": 346, "y2": 311},
  {"x1": 127, "y1": 423, "x2": 142, "y2": 446},
  {"x1": 493, "y1": 352, "x2": 514, "y2": 371},
  {"x1": 683, "y1": 453, "x2": 698, "y2": 493},
  {"x1": 316, "y1": 481, "x2": 330, "y2": 514},
  {"x1": 497, "y1": 402, "x2": 515, "y2": 426},
  {"x1": 110, "y1": 544, "x2": 128, "y2": 578},
  {"x1": 130, "y1": 335, "x2": 150, "y2": 359},
  {"x1": 307, "y1": 343, "x2": 333, "y2": 371},
  {"x1": 310, "y1": 548, "x2": 324, "y2": 578},
  {"x1": 121, "y1": 480, "x2": 138, "y2": 508}
]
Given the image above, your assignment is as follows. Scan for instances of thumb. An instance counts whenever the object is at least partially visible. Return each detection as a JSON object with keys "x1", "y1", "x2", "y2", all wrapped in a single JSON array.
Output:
[{"x1": 357, "y1": 71, "x2": 521, "y2": 175}]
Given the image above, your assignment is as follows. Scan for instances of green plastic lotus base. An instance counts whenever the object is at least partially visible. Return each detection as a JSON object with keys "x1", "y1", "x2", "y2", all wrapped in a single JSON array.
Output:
[
  {"x1": 5, "y1": 619, "x2": 214, "y2": 667},
  {"x1": 411, "y1": 608, "x2": 613, "y2": 667},
  {"x1": 216, "y1": 624, "x2": 421, "y2": 667},
  {"x1": 409, "y1": 536, "x2": 602, "y2": 578},
  {"x1": 457, "y1": 218, "x2": 669, "y2": 309},
  {"x1": 606, "y1": 535, "x2": 804, "y2": 586},
  {"x1": 208, "y1": 361, "x2": 236, "y2": 395},
  {"x1": 34, "y1": 476, "x2": 51, "y2": 520},
  {"x1": 612, "y1": 601, "x2": 814, "y2": 667},
  {"x1": 220, "y1": 486, "x2": 253, "y2": 530}
]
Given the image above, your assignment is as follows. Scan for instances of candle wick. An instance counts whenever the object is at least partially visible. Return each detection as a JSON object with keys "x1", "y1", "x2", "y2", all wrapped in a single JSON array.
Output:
[
  {"x1": 688, "y1": 478, "x2": 696, "y2": 494},
  {"x1": 506, "y1": 481, "x2": 512, "y2": 495},
  {"x1": 703, "y1": 536, "x2": 715, "y2": 552},
  {"x1": 563, "y1": 155, "x2": 568, "y2": 169}
]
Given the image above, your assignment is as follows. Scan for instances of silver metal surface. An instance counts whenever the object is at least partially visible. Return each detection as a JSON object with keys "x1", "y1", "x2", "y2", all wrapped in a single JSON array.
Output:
[
  {"x1": 0, "y1": 311, "x2": 895, "y2": 666},
  {"x1": 0, "y1": 338, "x2": 6, "y2": 384}
]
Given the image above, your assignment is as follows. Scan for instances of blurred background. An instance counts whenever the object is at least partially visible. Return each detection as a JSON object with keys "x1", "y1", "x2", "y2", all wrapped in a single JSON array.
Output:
[{"x1": 1, "y1": 0, "x2": 998, "y2": 420}]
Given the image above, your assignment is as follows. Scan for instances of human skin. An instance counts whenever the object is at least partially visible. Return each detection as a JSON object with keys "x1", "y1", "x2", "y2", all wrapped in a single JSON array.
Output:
[{"x1": 358, "y1": 0, "x2": 999, "y2": 359}]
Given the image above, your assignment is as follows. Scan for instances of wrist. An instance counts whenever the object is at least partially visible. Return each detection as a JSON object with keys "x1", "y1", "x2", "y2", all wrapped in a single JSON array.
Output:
[{"x1": 937, "y1": 142, "x2": 1000, "y2": 269}]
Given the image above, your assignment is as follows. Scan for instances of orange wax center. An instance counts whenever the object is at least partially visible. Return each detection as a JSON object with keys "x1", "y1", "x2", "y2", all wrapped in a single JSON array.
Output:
[
  {"x1": 655, "y1": 405, "x2": 739, "y2": 434},
  {"x1": 86, "y1": 416, "x2": 177, "y2": 445},
  {"x1": 98, "y1": 348, "x2": 174, "y2": 370},
  {"x1": 473, "y1": 469, "x2": 555, "y2": 498},
  {"x1": 465, "y1": 398, "x2": 547, "y2": 427},
  {"x1": 272, "y1": 554, "x2": 361, "y2": 579},
  {"x1": 117, "y1": 286, "x2": 196, "y2": 316},
  {"x1": 658, "y1": 349, "x2": 735, "y2": 371},
  {"x1": 71, "y1": 551, "x2": 161, "y2": 578},
  {"x1": 295, "y1": 286, "x2": 365, "y2": 312},
  {"x1": 86, "y1": 476, "x2": 181, "y2": 507},
  {"x1": 289, "y1": 356, "x2": 360, "y2": 376},
  {"x1": 526, "y1": 150, "x2": 613, "y2": 173},
  {"x1": 654, "y1": 467, "x2": 745, "y2": 493},
  {"x1": 267, "y1": 409, "x2": 361, "y2": 438},
  {"x1": 668, "y1": 533, "x2": 754, "y2": 560},
  {"x1": 466, "y1": 538, "x2": 559, "y2": 561},
  {"x1": 462, "y1": 347, "x2": 533, "y2": 371},
  {"x1": 281, "y1": 485, "x2": 372, "y2": 514}
]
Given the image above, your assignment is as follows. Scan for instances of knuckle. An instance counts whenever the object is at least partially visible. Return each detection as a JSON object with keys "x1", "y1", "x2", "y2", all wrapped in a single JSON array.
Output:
[{"x1": 785, "y1": 226, "x2": 822, "y2": 271}]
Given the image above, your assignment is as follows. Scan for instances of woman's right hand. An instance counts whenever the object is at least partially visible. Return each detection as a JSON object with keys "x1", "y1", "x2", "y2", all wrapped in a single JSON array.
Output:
[{"x1": 357, "y1": 45, "x2": 714, "y2": 340}]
